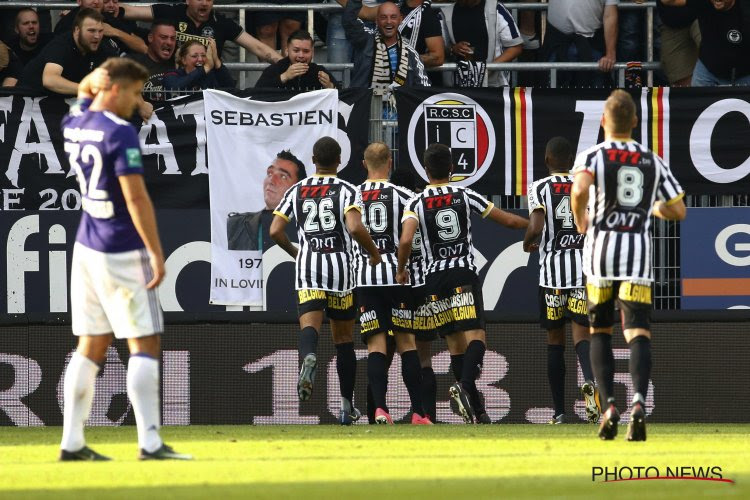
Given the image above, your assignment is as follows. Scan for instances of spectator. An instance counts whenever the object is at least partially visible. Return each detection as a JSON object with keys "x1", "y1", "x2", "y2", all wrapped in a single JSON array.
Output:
[
  {"x1": 343, "y1": 0, "x2": 430, "y2": 88},
  {"x1": 54, "y1": 0, "x2": 147, "y2": 56},
  {"x1": 164, "y1": 39, "x2": 235, "y2": 92},
  {"x1": 657, "y1": 0, "x2": 700, "y2": 86},
  {"x1": 661, "y1": 0, "x2": 748, "y2": 86},
  {"x1": 19, "y1": 8, "x2": 115, "y2": 97},
  {"x1": 351, "y1": 0, "x2": 445, "y2": 74},
  {"x1": 102, "y1": 0, "x2": 149, "y2": 42},
  {"x1": 127, "y1": 20, "x2": 178, "y2": 101},
  {"x1": 1, "y1": 42, "x2": 23, "y2": 87},
  {"x1": 512, "y1": 0, "x2": 541, "y2": 49},
  {"x1": 253, "y1": 0, "x2": 308, "y2": 55},
  {"x1": 255, "y1": 30, "x2": 339, "y2": 90},
  {"x1": 7, "y1": 9, "x2": 54, "y2": 67},
  {"x1": 120, "y1": 0, "x2": 282, "y2": 64},
  {"x1": 541, "y1": 0, "x2": 618, "y2": 87},
  {"x1": 440, "y1": 0, "x2": 523, "y2": 87}
]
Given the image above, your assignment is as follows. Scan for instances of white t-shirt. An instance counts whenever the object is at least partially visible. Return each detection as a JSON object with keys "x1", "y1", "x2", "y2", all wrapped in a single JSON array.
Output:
[{"x1": 547, "y1": 0, "x2": 619, "y2": 38}]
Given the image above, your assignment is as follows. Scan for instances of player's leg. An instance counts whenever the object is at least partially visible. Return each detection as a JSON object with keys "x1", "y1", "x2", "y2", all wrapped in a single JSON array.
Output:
[
  {"x1": 358, "y1": 287, "x2": 391, "y2": 423},
  {"x1": 540, "y1": 287, "x2": 567, "y2": 424},
  {"x1": 445, "y1": 331, "x2": 474, "y2": 424},
  {"x1": 367, "y1": 332, "x2": 392, "y2": 424},
  {"x1": 619, "y1": 280, "x2": 653, "y2": 441},
  {"x1": 586, "y1": 278, "x2": 619, "y2": 439},
  {"x1": 296, "y1": 290, "x2": 326, "y2": 401},
  {"x1": 60, "y1": 243, "x2": 113, "y2": 461},
  {"x1": 328, "y1": 290, "x2": 359, "y2": 423},
  {"x1": 60, "y1": 334, "x2": 113, "y2": 461},
  {"x1": 568, "y1": 287, "x2": 600, "y2": 423},
  {"x1": 395, "y1": 331, "x2": 429, "y2": 423},
  {"x1": 416, "y1": 339, "x2": 436, "y2": 421}
]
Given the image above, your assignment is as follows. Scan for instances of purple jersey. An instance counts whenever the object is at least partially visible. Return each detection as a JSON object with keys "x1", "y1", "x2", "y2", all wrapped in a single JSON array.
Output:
[{"x1": 62, "y1": 98, "x2": 145, "y2": 253}]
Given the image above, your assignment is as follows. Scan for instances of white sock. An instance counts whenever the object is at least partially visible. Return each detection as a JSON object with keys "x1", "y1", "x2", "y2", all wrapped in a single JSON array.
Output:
[
  {"x1": 60, "y1": 352, "x2": 99, "y2": 452},
  {"x1": 127, "y1": 354, "x2": 163, "y2": 453}
]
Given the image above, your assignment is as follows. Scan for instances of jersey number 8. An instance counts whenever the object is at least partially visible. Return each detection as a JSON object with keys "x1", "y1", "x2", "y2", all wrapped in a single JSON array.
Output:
[{"x1": 617, "y1": 166, "x2": 644, "y2": 207}]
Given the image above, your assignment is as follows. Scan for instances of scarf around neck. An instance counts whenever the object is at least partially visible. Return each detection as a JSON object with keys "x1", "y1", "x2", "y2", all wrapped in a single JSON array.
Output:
[{"x1": 371, "y1": 32, "x2": 410, "y2": 88}]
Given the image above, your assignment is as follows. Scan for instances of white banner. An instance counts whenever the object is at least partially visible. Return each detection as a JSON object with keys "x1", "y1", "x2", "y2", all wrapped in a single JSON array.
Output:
[{"x1": 205, "y1": 89, "x2": 340, "y2": 305}]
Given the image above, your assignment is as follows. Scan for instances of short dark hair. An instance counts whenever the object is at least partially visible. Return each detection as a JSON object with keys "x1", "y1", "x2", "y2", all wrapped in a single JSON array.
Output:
[
  {"x1": 15, "y1": 8, "x2": 38, "y2": 27},
  {"x1": 545, "y1": 136, "x2": 574, "y2": 172},
  {"x1": 313, "y1": 136, "x2": 341, "y2": 169},
  {"x1": 276, "y1": 150, "x2": 306, "y2": 180},
  {"x1": 423, "y1": 143, "x2": 452, "y2": 179},
  {"x1": 74, "y1": 7, "x2": 104, "y2": 31},
  {"x1": 287, "y1": 29, "x2": 313, "y2": 46},
  {"x1": 150, "y1": 19, "x2": 176, "y2": 33},
  {"x1": 100, "y1": 57, "x2": 149, "y2": 85}
]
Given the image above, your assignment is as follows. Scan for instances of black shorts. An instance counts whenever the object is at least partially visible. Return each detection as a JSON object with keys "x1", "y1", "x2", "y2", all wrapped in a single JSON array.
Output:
[
  {"x1": 411, "y1": 285, "x2": 438, "y2": 342},
  {"x1": 357, "y1": 286, "x2": 413, "y2": 344},
  {"x1": 253, "y1": 4, "x2": 306, "y2": 29},
  {"x1": 586, "y1": 278, "x2": 651, "y2": 330},
  {"x1": 539, "y1": 287, "x2": 589, "y2": 329},
  {"x1": 424, "y1": 268, "x2": 485, "y2": 338},
  {"x1": 296, "y1": 289, "x2": 356, "y2": 321}
]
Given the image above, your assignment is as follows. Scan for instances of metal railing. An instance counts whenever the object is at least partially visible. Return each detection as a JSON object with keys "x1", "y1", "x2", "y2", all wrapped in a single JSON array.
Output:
[{"x1": 3, "y1": 1, "x2": 661, "y2": 88}]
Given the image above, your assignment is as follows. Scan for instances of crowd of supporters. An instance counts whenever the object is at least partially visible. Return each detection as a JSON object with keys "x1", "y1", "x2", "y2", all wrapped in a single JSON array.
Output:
[{"x1": 0, "y1": 0, "x2": 748, "y2": 97}]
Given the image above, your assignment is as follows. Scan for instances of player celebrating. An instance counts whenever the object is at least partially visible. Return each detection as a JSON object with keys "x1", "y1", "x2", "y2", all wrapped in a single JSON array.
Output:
[
  {"x1": 60, "y1": 59, "x2": 190, "y2": 461},
  {"x1": 524, "y1": 137, "x2": 600, "y2": 425},
  {"x1": 355, "y1": 142, "x2": 431, "y2": 425},
  {"x1": 571, "y1": 90, "x2": 686, "y2": 441},
  {"x1": 396, "y1": 143, "x2": 529, "y2": 424},
  {"x1": 270, "y1": 137, "x2": 382, "y2": 425}
]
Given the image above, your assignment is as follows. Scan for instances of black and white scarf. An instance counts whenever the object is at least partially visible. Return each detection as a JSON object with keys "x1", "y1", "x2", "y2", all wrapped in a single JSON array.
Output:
[
  {"x1": 371, "y1": 32, "x2": 410, "y2": 88},
  {"x1": 399, "y1": 0, "x2": 431, "y2": 50}
]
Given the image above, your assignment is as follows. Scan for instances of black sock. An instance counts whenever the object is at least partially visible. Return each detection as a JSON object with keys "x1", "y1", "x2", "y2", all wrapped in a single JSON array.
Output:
[
  {"x1": 629, "y1": 336, "x2": 652, "y2": 400},
  {"x1": 299, "y1": 326, "x2": 318, "y2": 363},
  {"x1": 575, "y1": 339, "x2": 594, "y2": 383},
  {"x1": 400, "y1": 350, "x2": 424, "y2": 416},
  {"x1": 547, "y1": 344, "x2": 566, "y2": 417},
  {"x1": 336, "y1": 342, "x2": 356, "y2": 403},
  {"x1": 590, "y1": 333, "x2": 615, "y2": 406},
  {"x1": 367, "y1": 351, "x2": 388, "y2": 411},
  {"x1": 421, "y1": 366, "x2": 437, "y2": 420},
  {"x1": 450, "y1": 354, "x2": 464, "y2": 382},
  {"x1": 366, "y1": 383, "x2": 376, "y2": 424},
  {"x1": 461, "y1": 340, "x2": 486, "y2": 413}
]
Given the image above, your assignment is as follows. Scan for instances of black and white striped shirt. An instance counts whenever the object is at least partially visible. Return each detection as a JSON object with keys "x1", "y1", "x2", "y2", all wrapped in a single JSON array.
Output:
[
  {"x1": 409, "y1": 229, "x2": 426, "y2": 287},
  {"x1": 274, "y1": 175, "x2": 362, "y2": 291},
  {"x1": 403, "y1": 184, "x2": 493, "y2": 276},
  {"x1": 572, "y1": 140, "x2": 684, "y2": 281},
  {"x1": 528, "y1": 173, "x2": 584, "y2": 289},
  {"x1": 355, "y1": 180, "x2": 415, "y2": 286}
]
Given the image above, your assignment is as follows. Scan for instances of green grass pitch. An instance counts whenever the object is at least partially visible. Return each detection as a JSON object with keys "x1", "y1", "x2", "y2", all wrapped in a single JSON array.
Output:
[{"x1": 2, "y1": 424, "x2": 748, "y2": 499}]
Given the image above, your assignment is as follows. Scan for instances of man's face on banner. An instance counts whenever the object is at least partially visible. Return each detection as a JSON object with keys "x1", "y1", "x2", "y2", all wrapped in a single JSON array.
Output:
[{"x1": 263, "y1": 158, "x2": 299, "y2": 209}]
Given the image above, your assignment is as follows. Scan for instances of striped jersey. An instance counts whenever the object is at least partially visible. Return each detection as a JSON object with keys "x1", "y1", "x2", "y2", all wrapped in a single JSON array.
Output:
[
  {"x1": 274, "y1": 175, "x2": 362, "y2": 291},
  {"x1": 355, "y1": 180, "x2": 415, "y2": 286},
  {"x1": 527, "y1": 173, "x2": 584, "y2": 289},
  {"x1": 403, "y1": 184, "x2": 493, "y2": 276},
  {"x1": 572, "y1": 140, "x2": 684, "y2": 281},
  {"x1": 409, "y1": 228, "x2": 426, "y2": 287}
]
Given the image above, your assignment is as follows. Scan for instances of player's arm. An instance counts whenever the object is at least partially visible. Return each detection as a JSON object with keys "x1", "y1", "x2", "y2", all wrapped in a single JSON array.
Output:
[
  {"x1": 119, "y1": 174, "x2": 165, "y2": 289},
  {"x1": 77, "y1": 67, "x2": 110, "y2": 99},
  {"x1": 571, "y1": 171, "x2": 593, "y2": 234},
  {"x1": 396, "y1": 216, "x2": 418, "y2": 285},
  {"x1": 269, "y1": 214, "x2": 298, "y2": 259},
  {"x1": 486, "y1": 206, "x2": 529, "y2": 229},
  {"x1": 523, "y1": 209, "x2": 544, "y2": 252},
  {"x1": 653, "y1": 195, "x2": 687, "y2": 221},
  {"x1": 42, "y1": 62, "x2": 80, "y2": 95},
  {"x1": 120, "y1": 3, "x2": 155, "y2": 21},
  {"x1": 345, "y1": 209, "x2": 382, "y2": 266},
  {"x1": 235, "y1": 31, "x2": 282, "y2": 63}
]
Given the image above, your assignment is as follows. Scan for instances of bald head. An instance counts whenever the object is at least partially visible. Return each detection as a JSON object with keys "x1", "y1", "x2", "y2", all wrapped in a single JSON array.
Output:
[
  {"x1": 377, "y1": 2, "x2": 401, "y2": 43},
  {"x1": 603, "y1": 89, "x2": 637, "y2": 136},
  {"x1": 364, "y1": 142, "x2": 392, "y2": 176}
]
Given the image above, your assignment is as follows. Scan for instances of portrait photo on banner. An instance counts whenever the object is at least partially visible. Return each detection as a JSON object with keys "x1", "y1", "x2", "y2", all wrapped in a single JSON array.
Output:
[{"x1": 204, "y1": 89, "x2": 340, "y2": 306}]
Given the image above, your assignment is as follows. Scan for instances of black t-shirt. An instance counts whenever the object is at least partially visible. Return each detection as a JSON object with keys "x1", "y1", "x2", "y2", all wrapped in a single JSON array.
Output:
[
  {"x1": 452, "y1": 0, "x2": 489, "y2": 62},
  {"x1": 54, "y1": 7, "x2": 140, "y2": 56},
  {"x1": 19, "y1": 32, "x2": 116, "y2": 96},
  {"x1": 255, "y1": 58, "x2": 339, "y2": 90},
  {"x1": 688, "y1": 0, "x2": 750, "y2": 78},
  {"x1": 1, "y1": 51, "x2": 23, "y2": 85},
  {"x1": 7, "y1": 33, "x2": 55, "y2": 67},
  {"x1": 151, "y1": 3, "x2": 244, "y2": 56},
  {"x1": 657, "y1": 0, "x2": 698, "y2": 28},
  {"x1": 127, "y1": 52, "x2": 175, "y2": 101},
  {"x1": 399, "y1": 3, "x2": 442, "y2": 55}
]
